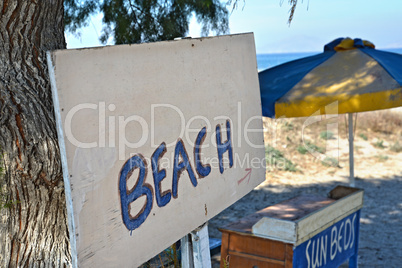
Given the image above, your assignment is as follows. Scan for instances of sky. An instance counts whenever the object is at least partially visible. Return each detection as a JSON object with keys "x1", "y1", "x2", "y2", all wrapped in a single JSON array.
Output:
[{"x1": 66, "y1": 0, "x2": 402, "y2": 54}]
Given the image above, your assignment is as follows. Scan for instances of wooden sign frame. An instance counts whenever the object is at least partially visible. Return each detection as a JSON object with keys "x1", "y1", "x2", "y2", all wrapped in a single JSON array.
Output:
[{"x1": 47, "y1": 33, "x2": 265, "y2": 267}]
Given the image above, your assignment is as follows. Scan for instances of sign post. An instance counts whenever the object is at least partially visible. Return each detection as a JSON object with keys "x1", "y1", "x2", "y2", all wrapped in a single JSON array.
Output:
[
  {"x1": 181, "y1": 223, "x2": 211, "y2": 268},
  {"x1": 47, "y1": 33, "x2": 266, "y2": 267}
]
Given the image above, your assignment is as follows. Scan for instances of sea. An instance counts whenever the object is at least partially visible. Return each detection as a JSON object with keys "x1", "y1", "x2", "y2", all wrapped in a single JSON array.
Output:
[
  {"x1": 256, "y1": 48, "x2": 402, "y2": 72},
  {"x1": 256, "y1": 52, "x2": 316, "y2": 71}
]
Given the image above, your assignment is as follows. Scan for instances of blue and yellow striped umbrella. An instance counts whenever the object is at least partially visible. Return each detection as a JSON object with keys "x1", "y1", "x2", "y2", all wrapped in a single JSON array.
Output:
[
  {"x1": 259, "y1": 38, "x2": 402, "y2": 185},
  {"x1": 259, "y1": 38, "x2": 402, "y2": 118}
]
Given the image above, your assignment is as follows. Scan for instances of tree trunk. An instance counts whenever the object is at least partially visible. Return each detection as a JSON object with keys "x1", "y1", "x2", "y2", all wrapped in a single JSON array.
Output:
[{"x1": 0, "y1": 0, "x2": 71, "y2": 267}]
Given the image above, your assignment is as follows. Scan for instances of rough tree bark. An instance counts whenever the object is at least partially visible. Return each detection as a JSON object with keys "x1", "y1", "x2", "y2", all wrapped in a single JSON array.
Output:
[{"x1": 0, "y1": 0, "x2": 71, "y2": 267}]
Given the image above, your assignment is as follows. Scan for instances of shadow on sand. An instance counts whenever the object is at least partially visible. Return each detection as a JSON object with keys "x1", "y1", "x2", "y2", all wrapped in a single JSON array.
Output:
[{"x1": 209, "y1": 175, "x2": 402, "y2": 267}]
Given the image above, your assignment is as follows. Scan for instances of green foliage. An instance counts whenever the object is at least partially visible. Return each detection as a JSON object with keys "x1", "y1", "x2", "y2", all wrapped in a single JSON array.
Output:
[
  {"x1": 375, "y1": 155, "x2": 389, "y2": 162},
  {"x1": 297, "y1": 145, "x2": 307, "y2": 155},
  {"x1": 165, "y1": 243, "x2": 179, "y2": 268},
  {"x1": 266, "y1": 146, "x2": 298, "y2": 172},
  {"x1": 64, "y1": 0, "x2": 229, "y2": 45},
  {"x1": 283, "y1": 121, "x2": 294, "y2": 131},
  {"x1": 141, "y1": 243, "x2": 180, "y2": 267},
  {"x1": 373, "y1": 139, "x2": 385, "y2": 149},
  {"x1": 222, "y1": 255, "x2": 230, "y2": 268},
  {"x1": 321, "y1": 156, "x2": 339, "y2": 167},
  {"x1": 359, "y1": 133, "x2": 368, "y2": 141},
  {"x1": 390, "y1": 141, "x2": 402, "y2": 153},
  {"x1": 228, "y1": 0, "x2": 299, "y2": 25},
  {"x1": 297, "y1": 140, "x2": 325, "y2": 155},
  {"x1": 320, "y1": 131, "x2": 334, "y2": 140},
  {"x1": 64, "y1": 0, "x2": 98, "y2": 34}
]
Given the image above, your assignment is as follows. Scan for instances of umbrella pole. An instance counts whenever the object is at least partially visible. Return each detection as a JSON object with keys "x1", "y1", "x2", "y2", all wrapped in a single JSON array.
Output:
[{"x1": 348, "y1": 113, "x2": 355, "y2": 186}]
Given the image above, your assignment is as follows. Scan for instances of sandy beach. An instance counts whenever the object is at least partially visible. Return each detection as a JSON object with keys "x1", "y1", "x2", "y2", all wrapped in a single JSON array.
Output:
[
  {"x1": 141, "y1": 109, "x2": 401, "y2": 267},
  {"x1": 209, "y1": 108, "x2": 402, "y2": 267}
]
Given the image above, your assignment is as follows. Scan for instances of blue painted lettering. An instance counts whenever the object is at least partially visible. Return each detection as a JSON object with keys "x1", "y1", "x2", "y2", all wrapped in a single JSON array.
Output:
[
  {"x1": 119, "y1": 154, "x2": 153, "y2": 231},
  {"x1": 172, "y1": 139, "x2": 198, "y2": 198},
  {"x1": 151, "y1": 142, "x2": 171, "y2": 207},
  {"x1": 119, "y1": 122, "x2": 235, "y2": 231},
  {"x1": 194, "y1": 127, "x2": 211, "y2": 178},
  {"x1": 216, "y1": 120, "x2": 233, "y2": 174}
]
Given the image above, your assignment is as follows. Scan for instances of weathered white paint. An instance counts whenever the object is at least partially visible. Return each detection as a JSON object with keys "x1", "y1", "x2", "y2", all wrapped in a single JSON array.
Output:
[
  {"x1": 252, "y1": 189, "x2": 364, "y2": 246},
  {"x1": 252, "y1": 218, "x2": 297, "y2": 243},
  {"x1": 181, "y1": 234, "x2": 193, "y2": 268},
  {"x1": 47, "y1": 51, "x2": 78, "y2": 267},
  {"x1": 182, "y1": 223, "x2": 211, "y2": 268},
  {"x1": 348, "y1": 113, "x2": 355, "y2": 187},
  {"x1": 48, "y1": 33, "x2": 265, "y2": 267}
]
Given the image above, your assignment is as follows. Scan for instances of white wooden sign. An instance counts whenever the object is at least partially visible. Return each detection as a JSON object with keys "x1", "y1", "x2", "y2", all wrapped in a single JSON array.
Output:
[{"x1": 47, "y1": 33, "x2": 266, "y2": 267}]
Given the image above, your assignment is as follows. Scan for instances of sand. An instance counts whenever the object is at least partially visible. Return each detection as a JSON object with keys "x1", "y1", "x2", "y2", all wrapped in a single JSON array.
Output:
[
  {"x1": 143, "y1": 109, "x2": 401, "y2": 267},
  {"x1": 208, "y1": 109, "x2": 402, "y2": 267},
  {"x1": 209, "y1": 174, "x2": 401, "y2": 267}
]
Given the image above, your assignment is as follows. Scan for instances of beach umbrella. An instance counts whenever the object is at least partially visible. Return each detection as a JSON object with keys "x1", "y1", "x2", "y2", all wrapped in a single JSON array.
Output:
[{"x1": 259, "y1": 37, "x2": 402, "y2": 186}]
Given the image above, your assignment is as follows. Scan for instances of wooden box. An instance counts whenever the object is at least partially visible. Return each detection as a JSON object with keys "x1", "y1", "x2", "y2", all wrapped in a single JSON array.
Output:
[{"x1": 219, "y1": 186, "x2": 364, "y2": 268}]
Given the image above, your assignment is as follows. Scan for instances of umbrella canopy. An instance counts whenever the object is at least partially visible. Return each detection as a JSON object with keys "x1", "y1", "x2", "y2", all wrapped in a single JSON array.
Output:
[
  {"x1": 259, "y1": 38, "x2": 402, "y2": 186},
  {"x1": 259, "y1": 37, "x2": 402, "y2": 118}
]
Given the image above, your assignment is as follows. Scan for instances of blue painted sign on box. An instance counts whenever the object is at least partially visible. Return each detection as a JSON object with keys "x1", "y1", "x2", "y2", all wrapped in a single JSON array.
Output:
[{"x1": 293, "y1": 211, "x2": 361, "y2": 268}]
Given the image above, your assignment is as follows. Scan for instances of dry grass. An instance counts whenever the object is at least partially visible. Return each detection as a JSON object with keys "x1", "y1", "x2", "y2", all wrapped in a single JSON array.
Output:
[
  {"x1": 262, "y1": 107, "x2": 402, "y2": 178},
  {"x1": 358, "y1": 108, "x2": 402, "y2": 135}
]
